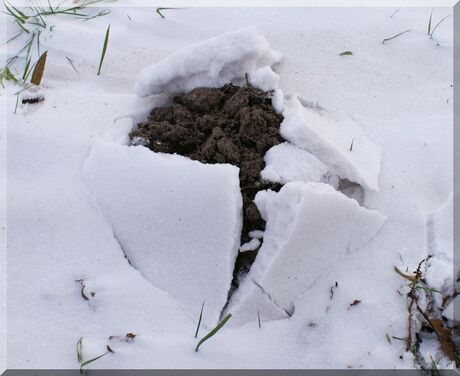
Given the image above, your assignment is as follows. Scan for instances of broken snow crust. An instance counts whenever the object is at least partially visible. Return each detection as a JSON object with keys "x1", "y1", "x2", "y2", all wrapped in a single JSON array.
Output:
[
  {"x1": 83, "y1": 140, "x2": 242, "y2": 327},
  {"x1": 261, "y1": 142, "x2": 329, "y2": 185},
  {"x1": 228, "y1": 182, "x2": 386, "y2": 326},
  {"x1": 280, "y1": 96, "x2": 382, "y2": 192},
  {"x1": 135, "y1": 26, "x2": 282, "y2": 97}
]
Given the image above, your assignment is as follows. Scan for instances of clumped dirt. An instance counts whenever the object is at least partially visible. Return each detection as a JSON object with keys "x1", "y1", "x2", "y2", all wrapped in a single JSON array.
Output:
[{"x1": 130, "y1": 83, "x2": 284, "y2": 284}]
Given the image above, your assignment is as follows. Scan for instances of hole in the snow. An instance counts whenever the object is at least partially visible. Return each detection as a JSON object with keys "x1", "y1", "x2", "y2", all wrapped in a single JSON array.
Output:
[{"x1": 129, "y1": 82, "x2": 284, "y2": 296}]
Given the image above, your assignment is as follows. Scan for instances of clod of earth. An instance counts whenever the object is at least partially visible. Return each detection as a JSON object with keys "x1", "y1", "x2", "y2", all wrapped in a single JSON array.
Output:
[{"x1": 130, "y1": 83, "x2": 284, "y2": 289}]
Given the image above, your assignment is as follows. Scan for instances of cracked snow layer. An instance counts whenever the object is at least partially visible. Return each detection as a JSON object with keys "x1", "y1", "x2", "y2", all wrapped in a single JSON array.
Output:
[
  {"x1": 135, "y1": 26, "x2": 282, "y2": 97},
  {"x1": 280, "y1": 96, "x2": 382, "y2": 192},
  {"x1": 83, "y1": 140, "x2": 242, "y2": 328},
  {"x1": 226, "y1": 182, "x2": 386, "y2": 326}
]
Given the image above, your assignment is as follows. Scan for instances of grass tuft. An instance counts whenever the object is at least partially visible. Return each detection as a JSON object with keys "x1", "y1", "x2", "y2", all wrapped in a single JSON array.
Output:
[
  {"x1": 3, "y1": 0, "x2": 109, "y2": 89},
  {"x1": 97, "y1": 25, "x2": 110, "y2": 76},
  {"x1": 195, "y1": 313, "x2": 232, "y2": 352},
  {"x1": 0, "y1": 66, "x2": 18, "y2": 88}
]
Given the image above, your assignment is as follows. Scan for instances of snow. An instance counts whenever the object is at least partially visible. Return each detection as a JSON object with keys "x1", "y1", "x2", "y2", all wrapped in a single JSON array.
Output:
[
  {"x1": 135, "y1": 26, "x2": 282, "y2": 97},
  {"x1": 227, "y1": 182, "x2": 386, "y2": 326},
  {"x1": 240, "y1": 238, "x2": 261, "y2": 252},
  {"x1": 261, "y1": 142, "x2": 329, "y2": 185},
  {"x1": 281, "y1": 96, "x2": 382, "y2": 191},
  {"x1": 84, "y1": 140, "x2": 242, "y2": 327},
  {"x1": 3, "y1": 5, "x2": 453, "y2": 371},
  {"x1": 425, "y1": 199, "x2": 455, "y2": 307}
]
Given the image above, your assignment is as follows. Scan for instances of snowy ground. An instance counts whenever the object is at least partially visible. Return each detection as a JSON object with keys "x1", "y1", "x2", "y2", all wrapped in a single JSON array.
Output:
[{"x1": 1, "y1": 3, "x2": 455, "y2": 370}]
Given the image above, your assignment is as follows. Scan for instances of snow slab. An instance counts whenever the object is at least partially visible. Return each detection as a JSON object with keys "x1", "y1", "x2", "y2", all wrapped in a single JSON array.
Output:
[
  {"x1": 261, "y1": 142, "x2": 329, "y2": 185},
  {"x1": 280, "y1": 96, "x2": 382, "y2": 192},
  {"x1": 84, "y1": 140, "x2": 242, "y2": 327},
  {"x1": 135, "y1": 26, "x2": 282, "y2": 97},
  {"x1": 227, "y1": 182, "x2": 386, "y2": 326}
]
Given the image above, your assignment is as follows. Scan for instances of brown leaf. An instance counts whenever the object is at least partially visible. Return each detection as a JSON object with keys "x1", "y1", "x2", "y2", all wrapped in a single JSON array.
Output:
[
  {"x1": 31, "y1": 51, "x2": 47, "y2": 86},
  {"x1": 430, "y1": 319, "x2": 460, "y2": 367},
  {"x1": 125, "y1": 333, "x2": 136, "y2": 341},
  {"x1": 350, "y1": 300, "x2": 361, "y2": 307}
]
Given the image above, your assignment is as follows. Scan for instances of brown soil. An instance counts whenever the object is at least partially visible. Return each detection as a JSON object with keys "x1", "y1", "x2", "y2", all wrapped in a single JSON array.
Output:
[{"x1": 130, "y1": 83, "x2": 283, "y2": 287}]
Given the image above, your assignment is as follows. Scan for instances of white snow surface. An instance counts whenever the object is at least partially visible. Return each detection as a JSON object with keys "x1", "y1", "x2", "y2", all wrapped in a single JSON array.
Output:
[
  {"x1": 3, "y1": 5, "x2": 453, "y2": 370},
  {"x1": 227, "y1": 182, "x2": 387, "y2": 326},
  {"x1": 281, "y1": 96, "x2": 382, "y2": 191},
  {"x1": 84, "y1": 140, "x2": 242, "y2": 327},
  {"x1": 135, "y1": 26, "x2": 282, "y2": 97}
]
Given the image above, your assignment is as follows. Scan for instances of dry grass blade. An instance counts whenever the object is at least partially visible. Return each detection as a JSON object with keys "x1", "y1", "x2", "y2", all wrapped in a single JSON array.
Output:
[
  {"x1": 97, "y1": 25, "x2": 110, "y2": 76},
  {"x1": 195, "y1": 313, "x2": 232, "y2": 352},
  {"x1": 393, "y1": 266, "x2": 417, "y2": 282},
  {"x1": 31, "y1": 50, "x2": 47, "y2": 85}
]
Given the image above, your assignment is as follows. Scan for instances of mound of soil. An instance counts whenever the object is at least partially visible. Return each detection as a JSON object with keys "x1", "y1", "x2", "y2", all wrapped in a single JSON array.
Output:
[{"x1": 130, "y1": 83, "x2": 283, "y2": 286}]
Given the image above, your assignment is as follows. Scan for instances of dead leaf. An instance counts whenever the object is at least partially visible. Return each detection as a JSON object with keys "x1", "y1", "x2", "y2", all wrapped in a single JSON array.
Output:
[
  {"x1": 31, "y1": 51, "x2": 47, "y2": 86},
  {"x1": 394, "y1": 266, "x2": 417, "y2": 282},
  {"x1": 430, "y1": 319, "x2": 460, "y2": 367}
]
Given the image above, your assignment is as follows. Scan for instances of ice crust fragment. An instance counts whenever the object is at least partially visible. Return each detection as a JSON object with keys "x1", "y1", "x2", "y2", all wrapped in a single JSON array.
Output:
[
  {"x1": 84, "y1": 140, "x2": 242, "y2": 327},
  {"x1": 280, "y1": 96, "x2": 382, "y2": 191},
  {"x1": 227, "y1": 182, "x2": 386, "y2": 326},
  {"x1": 135, "y1": 26, "x2": 282, "y2": 97},
  {"x1": 261, "y1": 142, "x2": 329, "y2": 185}
]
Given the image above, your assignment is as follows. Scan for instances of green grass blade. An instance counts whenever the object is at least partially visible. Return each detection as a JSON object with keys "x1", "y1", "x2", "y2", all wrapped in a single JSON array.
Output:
[
  {"x1": 195, "y1": 313, "x2": 232, "y2": 352},
  {"x1": 14, "y1": 18, "x2": 30, "y2": 33},
  {"x1": 97, "y1": 24, "x2": 110, "y2": 76},
  {"x1": 339, "y1": 51, "x2": 353, "y2": 56},
  {"x1": 66, "y1": 57, "x2": 79, "y2": 74},
  {"x1": 80, "y1": 351, "x2": 108, "y2": 371},
  {"x1": 194, "y1": 300, "x2": 205, "y2": 338},
  {"x1": 22, "y1": 57, "x2": 31, "y2": 80},
  {"x1": 382, "y1": 29, "x2": 411, "y2": 44},
  {"x1": 8, "y1": 2, "x2": 28, "y2": 20},
  {"x1": 156, "y1": 7, "x2": 177, "y2": 18},
  {"x1": 76, "y1": 337, "x2": 83, "y2": 363},
  {"x1": 427, "y1": 10, "x2": 433, "y2": 35},
  {"x1": 430, "y1": 15, "x2": 450, "y2": 38}
]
